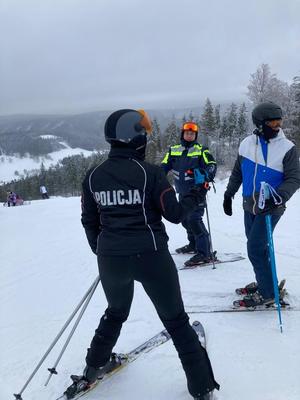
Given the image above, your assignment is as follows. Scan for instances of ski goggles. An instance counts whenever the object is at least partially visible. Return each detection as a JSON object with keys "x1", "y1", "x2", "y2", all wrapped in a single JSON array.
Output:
[
  {"x1": 137, "y1": 109, "x2": 152, "y2": 134},
  {"x1": 182, "y1": 122, "x2": 199, "y2": 133}
]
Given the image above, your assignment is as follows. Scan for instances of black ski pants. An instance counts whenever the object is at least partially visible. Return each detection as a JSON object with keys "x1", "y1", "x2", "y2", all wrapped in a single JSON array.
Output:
[
  {"x1": 86, "y1": 249, "x2": 218, "y2": 397},
  {"x1": 181, "y1": 207, "x2": 211, "y2": 257},
  {"x1": 244, "y1": 211, "x2": 281, "y2": 299},
  {"x1": 179, "y1": 195, "x2": 210, "y2": 257}
]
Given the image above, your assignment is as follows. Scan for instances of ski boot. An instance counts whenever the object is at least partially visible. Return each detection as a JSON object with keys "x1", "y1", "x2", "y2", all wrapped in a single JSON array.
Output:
[
  {"x1": 235, "y1": 279, "x2": 286, "y2": 296},
  {"x1": 64, "y1": 354, "x2": 122, "y2": 399},
  {"x1": 233, "y1": 289, "x2": 289, "y2": 309},
  {"x1": 235, "y1": 281, "x2": 258, "y2": 295},
  {"x1": 184, "y1": 251, "x2": 217, "y2": 267},
  {"x1": 233, "y1": 292, "x2": 275, "y2": 309},
  {"x1": 175, "y1": 243, "x2": 196, "y2": 254},
  {"x1": 194, "y1": 390, "x2": 214, "y2": 399}
]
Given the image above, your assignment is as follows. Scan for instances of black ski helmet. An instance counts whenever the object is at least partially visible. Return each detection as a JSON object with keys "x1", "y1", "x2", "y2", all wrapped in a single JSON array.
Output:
[
  {"x1": 252, "y1": 102, "x2": 283, "y2": 127},
  {"x1": 104, "y1": 109, "x2": 152, "y2": 145}
]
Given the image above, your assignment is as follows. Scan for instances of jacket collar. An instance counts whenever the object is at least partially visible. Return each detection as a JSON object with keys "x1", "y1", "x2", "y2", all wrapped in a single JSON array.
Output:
[
  {"x1": 180, "y1": 139, "x2": 198, "y2": 148},
  {"x1": 108, "y1": 146, "x2": 145, "y2": 160}
]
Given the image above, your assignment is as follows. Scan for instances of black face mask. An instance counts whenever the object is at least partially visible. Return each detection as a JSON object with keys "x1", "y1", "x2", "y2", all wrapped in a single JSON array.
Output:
[
  {"x1": 262, "y1": 124, "x2": 279, "y2": 142},
  {"x1": 110, "y1": 135, "x2": 147, "y2": 159},
  {"x1": 128, "y1": 135, "x2": 147, "y2": 159}
]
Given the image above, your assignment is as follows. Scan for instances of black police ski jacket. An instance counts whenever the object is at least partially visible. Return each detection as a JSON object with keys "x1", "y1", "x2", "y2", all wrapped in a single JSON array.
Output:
[{"x1": 81, "y1": 146, "x2": 204, "y2": 256}]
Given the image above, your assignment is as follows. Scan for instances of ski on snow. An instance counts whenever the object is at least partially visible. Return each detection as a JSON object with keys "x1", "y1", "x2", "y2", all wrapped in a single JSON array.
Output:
[
  {"x1": 56, "y1": 321, "x2": 204, "y2": 400},
  {"x1": 186, "y1": 302, "x2": 300, "y2": 314},
  {"x1": 170, "y1": 252, "x2": 245, "y2": 269}
]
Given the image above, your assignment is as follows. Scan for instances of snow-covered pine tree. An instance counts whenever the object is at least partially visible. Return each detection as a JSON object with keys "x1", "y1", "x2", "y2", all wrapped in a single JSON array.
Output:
[
  {"x1": 237, "y1": 102, "x2": 248, "y2": 145},
  {"x1": 163, "y1": 116, "x2": 180, "y2": 150},
  {"x1": 146, "y1": 117, "x2": 162, "y2": 164},
  {"x1": 200, "y1": 98, "x2": 215, "y2": 148},
  {"x1": 287, "y1": 76, "x2": 300, "y2": 150},
  {"x1": 247, "y1": 63, "x2": 289, "y2": 108},
  {"x1": 213, "y1": 104, "x2": 224, "y2": 165},
  {"x1": 201, "y1": 98, "x2": 215, "y2": 135},
  {"x1": 214, "y1": 104, "x2": 221, "y2": 131}
]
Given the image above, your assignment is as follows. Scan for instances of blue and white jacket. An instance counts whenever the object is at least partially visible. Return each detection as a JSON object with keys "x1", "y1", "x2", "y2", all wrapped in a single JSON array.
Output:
[{"x1": 225, "y1": 129, "x2": 300, "y2": 215}]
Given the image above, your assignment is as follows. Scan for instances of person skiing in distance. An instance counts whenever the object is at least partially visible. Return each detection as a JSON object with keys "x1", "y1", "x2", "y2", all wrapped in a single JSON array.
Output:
[
  {"x1": 40, "y1": 185, "x2": 49, "y2": 199},
  {"x1": 80, "y1": 109, "x2": 219, "y2": 400},
  {"x1": 161, "y1": 121, "x2": 217, "y2": 266},
  {"x1": 223, "y1": 102, "x2": 300, "y2": 308},
  {"x1": 7, "y1": 191, "x2": 17, "y2": 207}
]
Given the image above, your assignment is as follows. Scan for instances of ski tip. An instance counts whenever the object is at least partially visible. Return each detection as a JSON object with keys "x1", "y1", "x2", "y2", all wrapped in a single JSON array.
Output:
[
  {"x1": 279, "y1": 279, "x2": 286, "y2": 290},
  {"x1": 192, "y1": 320, "x2": 205, "y2": 336},
  {"x1": 192, "y1": 320, "x2": 201, "y2": 327}
]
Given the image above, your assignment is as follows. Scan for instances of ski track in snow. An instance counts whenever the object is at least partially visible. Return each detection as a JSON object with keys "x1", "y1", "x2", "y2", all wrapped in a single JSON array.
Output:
[{"x1": 0, "y1": 183, "x2": 299, "y2": 400}]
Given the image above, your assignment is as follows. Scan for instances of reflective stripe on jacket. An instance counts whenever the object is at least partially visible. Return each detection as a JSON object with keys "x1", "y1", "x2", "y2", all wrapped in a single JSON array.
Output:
[{"x1": 161, "y1": 142, "x2": 216, "y2": 194}]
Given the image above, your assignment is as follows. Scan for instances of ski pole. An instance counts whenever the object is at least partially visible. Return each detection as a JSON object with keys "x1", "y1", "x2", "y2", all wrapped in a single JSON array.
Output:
[
  {"x1": 45, "y1": 275, "x2": 100, "y2": 385},
  {"x1": 205, "y1": 200, "x2": 216, "y2": 269},
  {"x1": 14, "y1": 276, "x2": 100, "y2": 400},
  {"x1": 265, "y1": 214, "x2": 283, "y2": 333},
  {"x1": 258, "y1": 181, "x2": 283, "y2": 333}
]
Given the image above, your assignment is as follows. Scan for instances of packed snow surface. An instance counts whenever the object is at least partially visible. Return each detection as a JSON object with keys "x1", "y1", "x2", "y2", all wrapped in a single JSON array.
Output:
[{"x1": 0, "y1": 181, "x2": 299, "y2": 400}]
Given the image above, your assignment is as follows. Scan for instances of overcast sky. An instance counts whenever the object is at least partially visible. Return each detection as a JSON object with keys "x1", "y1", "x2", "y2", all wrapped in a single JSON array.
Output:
[{"x1": 0, "y1": 0, "x2": 299, "y2": 115}]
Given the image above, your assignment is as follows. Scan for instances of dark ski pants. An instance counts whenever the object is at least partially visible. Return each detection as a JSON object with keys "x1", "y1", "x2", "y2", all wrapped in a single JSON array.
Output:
[
  {"x1": 86, "y1": 250, "x2": 218, "y2": 397},
  {"x1": 182, "y1": 206, "x2": 210, "y2": 257},
  {"x1": 244, "y1": 211, "x2": 281, "y2": 299}
]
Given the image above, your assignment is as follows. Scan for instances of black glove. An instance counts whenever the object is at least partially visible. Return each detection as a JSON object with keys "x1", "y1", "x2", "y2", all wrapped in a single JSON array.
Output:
[
  {"x1": 223, "y1": 194, "x2": 232, "y2": 216},
  {"x1": 190, "y1": 185, "x2": 208, "y2": 205},
  {"x1": 260, "y1": 198, "x2": 284, "y2": 215}
]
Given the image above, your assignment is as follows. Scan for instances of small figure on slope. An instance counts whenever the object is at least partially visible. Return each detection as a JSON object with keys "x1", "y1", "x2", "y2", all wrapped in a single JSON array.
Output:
[{"x1": 40, "y1": 185, "x2": 49, "y2": 199}]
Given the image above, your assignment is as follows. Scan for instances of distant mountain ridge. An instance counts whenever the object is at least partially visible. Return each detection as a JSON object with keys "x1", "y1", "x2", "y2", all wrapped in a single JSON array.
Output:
[
  {"x1": 0, "y1": 111, "x2": 109, "y2": 156},
  {"x1": 0, "y1": 106, "x2": 212, "y2": 157}
]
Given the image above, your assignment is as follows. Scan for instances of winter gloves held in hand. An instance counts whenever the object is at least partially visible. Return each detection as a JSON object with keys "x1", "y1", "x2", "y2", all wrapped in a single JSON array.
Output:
[
  {"x1": 260, "y1": 198, "x2": 285, "y2": 215},
  {"x1": 223, "y1": 193, "x2": 232, "y2": 216}
]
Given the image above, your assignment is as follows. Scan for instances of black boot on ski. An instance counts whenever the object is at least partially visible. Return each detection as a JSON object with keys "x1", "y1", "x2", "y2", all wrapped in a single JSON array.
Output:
[
  {"x1": 233, "y1": 292, "x2": 275, "y2": 308},
  {"x1": 82, "y1": 365, "x2": 106, "y2": 384},
  {"x1": 184, "y1": 252, "x2": 217, "y2": 267},
  {"x1": 233, "y1": 289, "x2": 288, "y2": 309},
  {"x1": 194, "y1": 390, "x2": 214, "y2": 399},
  {"x1": 235, "y1": 281, "x2": 258, "y2": 295},
  {"x1": 64, "y1": 354, "x2": 122, "y2": 399},
  {"x1": 175, "y1": 243, "x2": 196, "y2": 254}
]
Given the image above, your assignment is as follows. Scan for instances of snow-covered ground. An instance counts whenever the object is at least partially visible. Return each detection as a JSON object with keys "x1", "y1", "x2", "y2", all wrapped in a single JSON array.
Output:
[
  {"x1": 0, "y1": 146, "x2": 94, "y2": 183},
  {"x1": 0, "y1": 182, "x2": 299, "y2": 400}
]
